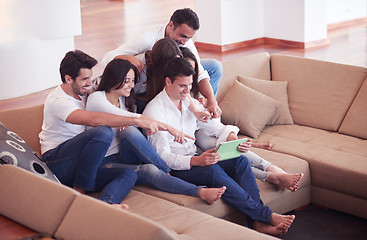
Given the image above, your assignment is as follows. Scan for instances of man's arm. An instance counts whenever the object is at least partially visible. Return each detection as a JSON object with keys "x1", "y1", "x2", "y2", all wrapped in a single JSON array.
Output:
[
  {"x1": 66, "y1": 109, "x2": 161, "y2": 134},
  {"x1": 102, "y1": 26, "x2": 162, "y2": 66},
  {"x1": 113, "y1": 55, "x2": 145, "y2": 73},
  {"x1": 198, "y1": 79, "x2": 222, "y2": 118},
  {"x1": 185, "y1": 40, "x2": 222, "y2": 118}
]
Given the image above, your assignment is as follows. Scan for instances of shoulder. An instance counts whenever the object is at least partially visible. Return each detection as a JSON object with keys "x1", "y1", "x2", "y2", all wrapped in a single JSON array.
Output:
[
  {"x1": 143, "y1": 93, "x2": 163, "y2": 116},
  {"x1": 87, "y1": 91, "x2": 104, "y2": 102}
]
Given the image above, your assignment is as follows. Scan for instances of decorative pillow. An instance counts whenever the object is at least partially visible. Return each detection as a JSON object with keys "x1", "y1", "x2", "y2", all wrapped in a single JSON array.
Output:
[
  {"x1": 0, "y1": 124, "x2": 60, "y2": 183},
  {"x1": 237, "y1": 75, "x2": 294, "y2": 125},
  {"x1": 219, "y1": 80, "x2": 281, "y2": 138}
]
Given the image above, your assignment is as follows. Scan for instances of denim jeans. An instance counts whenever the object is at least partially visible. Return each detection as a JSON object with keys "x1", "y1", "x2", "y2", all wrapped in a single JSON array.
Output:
[
  {"x1": 42, "y1": 126, "x2": 138, "y2": 204},
  {"x1": 119, "y1": 126, "x2": 170, "y2": 173},
  {"x1": 170, "y1": 155, "x2": 273, "y2": 224},
  {"x1": 201, "y1": 59, "x2": 223, "y2": 97},
  {"x1": 103, "y1": 161, "x2": 201, "y2": 198}
]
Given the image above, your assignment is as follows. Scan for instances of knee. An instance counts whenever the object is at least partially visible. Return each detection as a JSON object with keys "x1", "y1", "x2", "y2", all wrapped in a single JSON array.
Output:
[
  {"x1": 212, "y1": 59, "x2": 223, "y2": 75},
  {"x1": 119, "y1": 126, "x2": 141, "y2": 139},
  {"x1": 237, "y1": 155, "x2": 251, "y2": 169},
  {"x1": 94, "y1": 126, "x2": 113, "y2": 143},
  {"x1": 119, "y1": 168, "x2": 138, "y2": 182},
  {"x1": 138, "y1": 164, "x2": 160, "y2": 174}
]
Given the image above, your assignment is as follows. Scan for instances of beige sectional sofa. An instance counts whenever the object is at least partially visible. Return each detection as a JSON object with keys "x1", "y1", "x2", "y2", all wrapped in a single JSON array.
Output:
[{"x1": 0, "y1": 52, "x2": 366, "y2": 239}]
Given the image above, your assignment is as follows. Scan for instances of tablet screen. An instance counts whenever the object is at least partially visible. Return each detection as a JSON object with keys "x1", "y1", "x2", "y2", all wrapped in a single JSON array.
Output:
[{"x1": 217, "y1": 138, "x2": 248, "y2": 161}]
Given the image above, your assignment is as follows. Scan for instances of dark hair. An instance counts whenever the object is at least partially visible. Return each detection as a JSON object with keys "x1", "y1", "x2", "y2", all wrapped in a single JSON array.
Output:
[
  {"x1": 144, "y1": 38, "x2": 182, "y2": 102},
  {"x1": 170, "y1": 8, "x2": 200, "y2": 30},
  {"x1": 179, "y1": 47, "x2": 199, "y2": 99},
  {"x1": 59, "y1": 50, "x2": 97, "y2": 83},
  {"x1": 164, "y1": 57, "x2": 194, "y2": 84},
  {"x1": 96, "y1": 59, "x2": 139, "y2": 112}
]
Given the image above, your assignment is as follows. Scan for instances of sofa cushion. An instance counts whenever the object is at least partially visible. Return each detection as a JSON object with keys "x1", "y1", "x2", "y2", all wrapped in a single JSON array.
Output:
[
  {"x1": 0, "y1": 164, "x2": 78, "y2": 235},
  {"x1": 220, "y1": 80, "x2": 280, "y2": 138},
  {"x1": 55, "y1": 194, "x2": 176, "y2": 240},
  {"x1": 271, "y1": 55, "x2": 367, "y2": 131},
  {"x1": 123, "y1": 190, "x2": 278, "y2": 240},
  {"x1": 134, "y1": 147, "x2": 311, "y2": 217},
  {"x1": 0, "y1": 105, "x2": 44, "y2": 155},
  {"x1": 256, "y1": 125, "x2": 367, "y2": 202},
  {"x1": 339, "y1": 77, "x2": 367, "y2": 139},
  {"x1": 237, "y1": 76, "x2": 293, "y2": 125},
  {"x1": 218, "y1": 52, "x2": 271, "y2": 103}
]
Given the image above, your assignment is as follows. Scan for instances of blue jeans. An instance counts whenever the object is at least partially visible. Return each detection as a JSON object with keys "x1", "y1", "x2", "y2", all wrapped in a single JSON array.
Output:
[
  {"x1": 103, "y1": 161, "x2": 201, "y2": 198},
  {"x1": 119, "y1": 126, "x2": 170, "y2": 173},
  {"x1": 170, "y1": 155, "x2": 273, "y2": 224},
  {"x1": 117, "y1": 126, "x2": 203, "y2": 197},
  {"x1": 201, "y1": 59, "x2": 223, "y2": 97},
  {"x1": 42, "y1": 126, "x2": 137, "y2": 204}
]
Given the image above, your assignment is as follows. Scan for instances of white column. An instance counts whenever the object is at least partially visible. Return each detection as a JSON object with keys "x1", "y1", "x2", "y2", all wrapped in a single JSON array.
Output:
[
  {"x1": 264, "y1": 0, "x2": 327, "y2": 42},
  {"x1": 0, "y1": 0, "x2": 81, "y2": 100},
  {"x1": 196, "y1": 0, "x2": 264, "y2": 45},
  {"x1": 195, "y1": 0, "x2": 328, "y2": 45}
]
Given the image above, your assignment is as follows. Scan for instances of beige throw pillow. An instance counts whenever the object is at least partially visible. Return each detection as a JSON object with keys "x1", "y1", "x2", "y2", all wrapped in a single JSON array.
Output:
[
  {"x1": 219, "y1": 80, "x2": 280, "y2": 138},
  {"x1": 237, "y1": 75, "x2": 294, "y2": 125}
]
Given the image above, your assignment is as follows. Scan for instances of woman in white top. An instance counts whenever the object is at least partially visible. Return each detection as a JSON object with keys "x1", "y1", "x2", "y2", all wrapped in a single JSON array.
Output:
[{"x1": 86, "y1": 58, "x2": 226, "y2": 204}]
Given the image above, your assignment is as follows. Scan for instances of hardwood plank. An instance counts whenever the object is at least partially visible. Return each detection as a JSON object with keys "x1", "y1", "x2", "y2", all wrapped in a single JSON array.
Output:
[{"x1": 0, "y1": 215, "x2": 36, "y2": 240}]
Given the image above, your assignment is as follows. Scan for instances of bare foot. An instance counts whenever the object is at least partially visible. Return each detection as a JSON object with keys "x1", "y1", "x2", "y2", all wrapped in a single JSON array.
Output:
[
  {"x1": 198, "y1": 186, "x2": 226, "y2": 205},
  {"x1": 267, "y1": 172, "x2": 303, "y2": 191},
  {"x1": 252, "y1": 142, "x2": 272, "y2": 150},
  {"x1": 253, "y1": 221, "x2": 288, "y2": 236},
  {"x1": 270, "y1": 213, "x2": 295, "y2": 228},
  {"x1": 111, "y1": 203, "x2": 129, "y2": 210}
]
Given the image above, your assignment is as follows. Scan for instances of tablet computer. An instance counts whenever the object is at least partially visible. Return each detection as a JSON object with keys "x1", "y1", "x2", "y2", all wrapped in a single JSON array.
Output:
[{"x1": 216, "y1": 138, "x2": 248, "y2": 161}]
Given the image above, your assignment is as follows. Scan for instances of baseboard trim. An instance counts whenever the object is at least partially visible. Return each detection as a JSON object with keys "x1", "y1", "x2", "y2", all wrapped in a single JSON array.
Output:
[
  {"x1": 195, "y1": 37, "x2": 330, "y2": 52},
  {"x1": 196, "y1": 17, "x2": 367, "y2": 53},
  {"x1": 327, "y1": 17, "x2": 367, "y2": 31}
]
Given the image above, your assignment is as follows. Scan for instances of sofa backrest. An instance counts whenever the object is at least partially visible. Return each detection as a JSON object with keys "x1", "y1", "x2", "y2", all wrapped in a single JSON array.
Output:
[
  {"x1": 0, "y1": 164, "x2": 78, "y2": 235},
  {"x1": 0, "y1": 104, "x2": 44, "y2": 155},
  {"x1": 339, "y1": 76, "x2": 367, "y2": 139},
  {"x1": 55, "y1": 194, "x2": 176, "y2": 240},
  {"x1": 271, "y1": 54, "x2": 367, "y2": 132},
  {"x1": 217, "y1": 52, "x2": 271, "y2": 103}
]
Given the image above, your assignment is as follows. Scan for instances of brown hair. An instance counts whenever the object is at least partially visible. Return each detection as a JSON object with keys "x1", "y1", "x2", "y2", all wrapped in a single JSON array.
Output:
[{"x1": 143, "y1": 38, "x2": 182, "y2": 102}]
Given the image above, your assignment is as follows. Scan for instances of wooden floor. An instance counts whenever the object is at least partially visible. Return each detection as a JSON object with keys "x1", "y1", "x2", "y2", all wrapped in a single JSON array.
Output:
[{"x1": 0, "y1": 0, "x2": 366, "y2": 112}]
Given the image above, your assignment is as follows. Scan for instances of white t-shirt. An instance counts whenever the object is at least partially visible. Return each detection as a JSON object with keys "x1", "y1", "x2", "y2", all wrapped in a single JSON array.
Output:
[
  {"x1": 102, "y1": 24, "x2": 210, "y2": 83},
  {"x1": 39, "y1": 85, "x2": 86, "y2": 154},
  {"x1": 85, "y1": 91, "x2": 141, "y2": 157},
  {"x1": 143, "y1": 89, "x2": 239, "y2": 170}
]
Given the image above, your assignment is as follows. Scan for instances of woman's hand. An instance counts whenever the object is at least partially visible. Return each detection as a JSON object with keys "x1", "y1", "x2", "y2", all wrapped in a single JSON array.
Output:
[
  {"x1": 238, "y1": 139, "x2": 252, "y2": 153},
  {"x1": 166, "y1": 125, "x2": 195, "y2": 144},
  {"x1": 135, "y1": 117, "x2": 160, "y2": 135}
]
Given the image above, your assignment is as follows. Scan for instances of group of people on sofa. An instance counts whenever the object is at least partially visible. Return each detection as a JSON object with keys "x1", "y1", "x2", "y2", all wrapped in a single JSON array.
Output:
[{"x1": 39, "y1": 8, "x2": 303, "y2": 236}]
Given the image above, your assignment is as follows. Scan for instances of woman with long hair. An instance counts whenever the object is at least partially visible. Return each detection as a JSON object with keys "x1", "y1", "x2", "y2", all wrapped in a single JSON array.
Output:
[{"x1": 86, "y1": 58, "x2": 226, "y2": 205}]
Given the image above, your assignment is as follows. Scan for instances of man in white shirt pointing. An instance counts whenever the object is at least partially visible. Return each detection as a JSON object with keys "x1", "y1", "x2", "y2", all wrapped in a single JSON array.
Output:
[{"x1": 102, "y1": 8, "x2": 222, "y2": 118}]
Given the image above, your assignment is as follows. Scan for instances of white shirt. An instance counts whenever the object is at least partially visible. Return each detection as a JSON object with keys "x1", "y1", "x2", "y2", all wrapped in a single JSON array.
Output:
[
  {"x1": 102, "y1": 24, "x2": 210, "y2": 83},
  {"x1": 85, "y1": 91, "x2": 141, "y2": 156},
  {"x1": 143, "y1": 89, "x2": 239, "y2": 170},
  {"x1": 39, "y1": 85, "x2": 86, "y2": 154}
]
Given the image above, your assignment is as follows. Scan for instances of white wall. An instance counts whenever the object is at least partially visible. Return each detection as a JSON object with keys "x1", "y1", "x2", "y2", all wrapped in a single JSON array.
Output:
[
  {"x1": 196, "y1": 0, "x2": 365, "y2": 45},
  {"x1": 327, "y1": 0, "x2": 367, "y2": 24},
  {"x1": 0, "y1": 0, "x2": 81, "y2": 100},
  {"x1": 196, "y1": 0, "x2": 264, "y2": 45}
]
